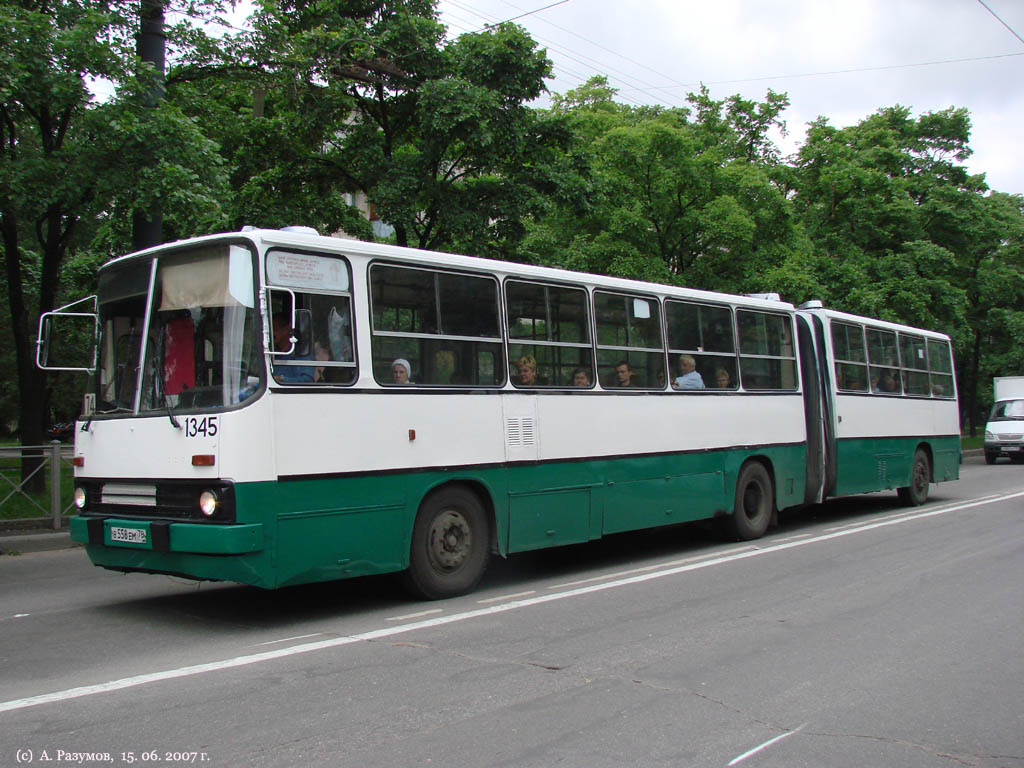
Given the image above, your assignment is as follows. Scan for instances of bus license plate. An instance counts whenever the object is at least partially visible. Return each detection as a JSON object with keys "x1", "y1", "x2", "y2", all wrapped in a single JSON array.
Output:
[{"x1": 110, "y1": 526, "x2": 147, "y2": 544}]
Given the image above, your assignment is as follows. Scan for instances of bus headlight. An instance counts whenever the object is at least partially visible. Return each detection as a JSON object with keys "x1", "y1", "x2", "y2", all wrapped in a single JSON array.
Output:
[
  {"x1": 74, "y1": 487, "x2": 87, "y2": 509},
  {"x1": 199, "y1": 490, "x2": 218, "y2": 517}
]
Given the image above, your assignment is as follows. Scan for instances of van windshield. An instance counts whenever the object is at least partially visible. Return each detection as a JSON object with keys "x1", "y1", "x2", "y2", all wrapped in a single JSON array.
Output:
[{"x1": 990, "y1": 399, "x2": 1024, "y2": 420}]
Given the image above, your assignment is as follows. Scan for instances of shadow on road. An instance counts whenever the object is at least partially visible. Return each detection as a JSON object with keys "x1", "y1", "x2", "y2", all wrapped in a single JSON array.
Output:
[{"x1": 85, "y1": 488, "x2": 947, "y2": 628}]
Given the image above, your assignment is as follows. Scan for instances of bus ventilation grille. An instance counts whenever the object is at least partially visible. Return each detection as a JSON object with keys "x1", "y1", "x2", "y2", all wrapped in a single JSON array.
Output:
[{"x1": 506, "y1": 417, "x2": 537, "y2": 447}]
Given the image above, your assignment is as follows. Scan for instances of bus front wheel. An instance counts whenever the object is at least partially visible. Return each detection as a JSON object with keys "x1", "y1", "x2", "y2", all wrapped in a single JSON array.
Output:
[
  {"x1": 729, "y1": 462, "x2": 773, "y2": 540},
  {"x1": 897, "y1": 449, "x2": 931, "y2": 506},
  {"x1": 403, "y1": 487, "x2": 490, "y2": 600}
]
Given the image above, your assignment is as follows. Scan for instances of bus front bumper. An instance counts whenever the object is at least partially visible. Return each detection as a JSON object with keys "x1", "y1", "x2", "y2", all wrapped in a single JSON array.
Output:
[{"x1": 70, "y1": 516, "x2": 264, "y2": 555}]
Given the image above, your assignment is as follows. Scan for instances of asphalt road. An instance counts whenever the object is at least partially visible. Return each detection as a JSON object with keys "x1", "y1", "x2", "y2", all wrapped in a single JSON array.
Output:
[{"x1": 1, "y1": 456, "x2": 1022, "y2": 768}]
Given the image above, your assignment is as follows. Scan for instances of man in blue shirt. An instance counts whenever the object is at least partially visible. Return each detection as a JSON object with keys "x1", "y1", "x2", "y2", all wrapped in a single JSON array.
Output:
[
  {"x1": 272, "y1": 313, "x2": 315, "y2": 383},
  {"x1": 673, "y1": 354, "x2": 705, "y2": 390}
]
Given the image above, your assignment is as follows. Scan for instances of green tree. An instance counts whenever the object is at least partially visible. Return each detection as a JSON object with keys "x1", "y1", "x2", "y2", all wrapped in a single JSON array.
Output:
[
  {"x1": 521, "y1": 85, "x2": 804, "y2": 293},
  {"x1": 0, "y1": 0, "x2": 226, "y2": 473},
  {"x1": 789, "y1": 106, "x2": 1024, "y2": 428},
  {"x1": 173, "y1": 0, "x2": 583, "y2": 257}
]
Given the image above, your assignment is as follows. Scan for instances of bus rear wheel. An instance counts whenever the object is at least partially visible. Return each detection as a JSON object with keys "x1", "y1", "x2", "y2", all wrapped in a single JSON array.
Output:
[
  {"x1": 729, "y1": 462, "x2": 773, "y2": 541},
  {"x1": 897, "y1": 448, "x2": 931, "y2": 506},
  {"x1": 403, "y1": 487, "x2": 490, "y2": 600}
]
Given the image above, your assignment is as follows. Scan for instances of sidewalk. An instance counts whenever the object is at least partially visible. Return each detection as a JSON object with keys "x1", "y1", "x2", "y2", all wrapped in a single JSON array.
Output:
[{"x1": 0, "y1": 523, "x2": 79, "y2": 555}]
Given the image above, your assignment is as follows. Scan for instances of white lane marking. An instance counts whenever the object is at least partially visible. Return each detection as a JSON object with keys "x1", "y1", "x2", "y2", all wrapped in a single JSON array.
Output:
[
  {"x1": 385, "y1": 609, "x2": 443, "y2": 622},
  {"x1": 548, "y1": 546, "x2": 756, "y2": 589},
  {"x1": 728, "y1": 724, "x2": 807, "y2": 766},
  {"x1": 477, "y1": 590, "x2": 536, "y2": 604},
  {"x1": 821, "y1": 496, "x2": 998, "y2": 533},
  {"x1": 2, "y1": 489, "x2": 1022, "y2": 715},
  {"x1": 770, "y1": 533, "x2": 813, "y2": 543},
  {"x1": 252, "y1": 633, "x2": 323, "y2": 647}
]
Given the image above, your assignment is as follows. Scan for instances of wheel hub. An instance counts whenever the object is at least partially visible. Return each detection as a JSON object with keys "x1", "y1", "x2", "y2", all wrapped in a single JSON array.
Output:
[{"x1": 428, "y1": 510, "x2": 471, "y2": 571}]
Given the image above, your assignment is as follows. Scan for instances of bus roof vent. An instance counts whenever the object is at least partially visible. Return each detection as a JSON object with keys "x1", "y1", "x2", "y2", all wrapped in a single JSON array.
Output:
[
  {"x1": 280, "y1": 226, "x2": 320, "y2": 236},
  {"x1": 745, "y1": 292, "x2": 781, "y2": 302},
  {"x1": 798, "y1": 300, "x2": 824, "y2": 309}
]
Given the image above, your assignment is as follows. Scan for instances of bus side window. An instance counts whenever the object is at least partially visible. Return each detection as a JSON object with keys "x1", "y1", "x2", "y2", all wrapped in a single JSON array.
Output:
[
  {"x1": 927, "y1": 338, "x2": 954, "y2": 398},
  {"x1": 737, "y1": 310, "x2": 797, "y2": 390},
  {"x1": 898, "y1": 333, "x2": 930, "y2": 395},
  {"x1": 266, "y1": 251, "x2": 356, "y2": 386},
  {"x1": 867, "y1": 327, "x2": 900, "y2": 394},
  {"x1": 831, "y1": 320, "x2": 867, "y2": 392},
  {"x1": 506, "y1": 280, "x2": 593, "y2": 388},
  {"x1": 665, "y1": 300, "x2": 737, "y2": 390},
  {"x1": 370, "y1": 264, "x2": 505, "y2": 386},
  {"x1": 594, "y1": 291, "x2": 664, "y2": 389}
]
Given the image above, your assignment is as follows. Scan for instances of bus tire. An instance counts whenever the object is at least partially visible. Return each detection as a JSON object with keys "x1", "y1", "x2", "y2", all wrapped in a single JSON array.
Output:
[
  {"x1": 403, "y1": 487, "x2": 490, "y2": 600},
  {"x1": 729, "y1": 462, "x2": 773, "y2": 541},
  {"x1": 897, "y1": 448, "x2": 931, "y2": 506}
]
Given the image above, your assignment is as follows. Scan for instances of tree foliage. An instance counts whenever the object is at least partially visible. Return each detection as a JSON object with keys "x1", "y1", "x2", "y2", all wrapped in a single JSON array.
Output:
[
  {"x1": 0, "y1": 0, "x2": 227, "y2": 457},
  {"x1": 172, "y1": 0, "x2": 585, "y2": 257},
  {"x1": 2, "y1": 0, "x2": 1023, "y2": 448}
]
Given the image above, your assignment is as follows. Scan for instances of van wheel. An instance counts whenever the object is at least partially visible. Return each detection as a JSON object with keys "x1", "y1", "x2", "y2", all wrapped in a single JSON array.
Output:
[
  {"x1": 984, "y1": 451, "x2": 997, "y2": 465},
  {"x1": 729, "y1": 462, "x2": 773, "y2": 540},
  {"x1": 897, "y1": 448, "x2": 930, "y2": 506},
  {"x1": 403, "y1": 487, "x2": 490, "y2": 600}
]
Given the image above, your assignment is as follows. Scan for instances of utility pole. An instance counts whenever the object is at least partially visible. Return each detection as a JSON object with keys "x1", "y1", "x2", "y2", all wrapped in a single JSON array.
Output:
[{"x1": 132, "y1": 0, "x2": 165, "y2": 251}]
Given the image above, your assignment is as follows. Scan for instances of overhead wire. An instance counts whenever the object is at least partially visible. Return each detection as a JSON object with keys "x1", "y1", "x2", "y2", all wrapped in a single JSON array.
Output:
[
  {"x1": 487, "y1": 0, "x2": 694, "y2": 97},
  {"x1": 441, "y1": 0, "x2": 675, "y2": 107},
  {"x1": 614, "y1": 51, "x2": 1024, "y2": 95},
  {"x1": 975, "y1": 0, "x2": 1024, "y2": 46}
]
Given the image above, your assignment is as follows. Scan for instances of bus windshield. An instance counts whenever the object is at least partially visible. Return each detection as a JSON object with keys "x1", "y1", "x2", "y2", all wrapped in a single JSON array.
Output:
[{"x1": 94, "y1": 243, "x2": 262, "y2": 414}]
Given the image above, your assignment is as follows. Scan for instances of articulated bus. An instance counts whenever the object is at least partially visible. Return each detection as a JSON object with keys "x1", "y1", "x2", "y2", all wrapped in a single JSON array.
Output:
[{"x1": 37, "y1": 228, "x2": 961, "y2": 598}]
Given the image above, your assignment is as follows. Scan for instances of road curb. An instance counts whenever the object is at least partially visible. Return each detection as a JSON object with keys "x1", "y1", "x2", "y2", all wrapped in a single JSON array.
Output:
[{"x1": 0, "y1": 530, "x2": 80, "y2": 555}]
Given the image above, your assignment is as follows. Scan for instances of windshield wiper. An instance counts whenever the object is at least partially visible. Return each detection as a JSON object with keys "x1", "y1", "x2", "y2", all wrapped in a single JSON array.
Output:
[{"x1": 164, "y1": 395, "x2": 182, "y2": 430}]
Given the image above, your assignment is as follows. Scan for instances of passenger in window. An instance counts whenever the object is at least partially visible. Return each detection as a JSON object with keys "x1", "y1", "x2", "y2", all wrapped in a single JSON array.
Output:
[
  {"x1": 612, "y1": 361, "x2": 635, "y2": 387},
  {"x1": 327, "y1": 305, "x2": 352, "y2": 362},
  {"x1": 516, "y1": 355, "x2": 539, "y2": 386},
  {"x1": 313, "y1": 340, "x2": 330, "y2": 382},
  {"x1": 714, "y1": 368, "x2": 731, "y2": 389},
  {"x1": 391, "y1": 358, "x2": 412, "y2": 384},
  {"x1": 673, "y1": 355, "x2": 705, "y2": 390},
  {"x1": 572, "y1": 368, "x2": 591, "y2": 387},
  {"x1": 272, "y1": 314, "x2": 315, "y2": 383},
  {"x1": 655, "y1": 368, "x2": 666, "y2": 389},
  {"x1": 881, "y1": 372, "x2": 899, "y2": 393}
]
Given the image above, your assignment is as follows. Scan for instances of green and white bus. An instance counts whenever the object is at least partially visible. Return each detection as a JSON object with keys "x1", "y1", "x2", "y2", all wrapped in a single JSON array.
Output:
[{"x1": 38, "y1": 228, "x2": 961, "y2": 598}]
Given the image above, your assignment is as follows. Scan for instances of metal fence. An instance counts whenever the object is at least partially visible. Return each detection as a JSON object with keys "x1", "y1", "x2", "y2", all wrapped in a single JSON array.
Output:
[{"x1": 0, "y1": 442, "x2": 75, "y2": 530}]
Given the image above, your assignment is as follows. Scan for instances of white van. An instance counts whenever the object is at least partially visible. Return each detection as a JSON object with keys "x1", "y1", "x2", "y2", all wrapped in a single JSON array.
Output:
[{"x1": 984, "y1": 376, "x2": 1024, "y2": 464}]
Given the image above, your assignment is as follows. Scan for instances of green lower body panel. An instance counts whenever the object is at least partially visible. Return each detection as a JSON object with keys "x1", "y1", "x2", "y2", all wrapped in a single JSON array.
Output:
[
  {"x1": 832, "y1": 436, "x2": 961, "y2": 497},
  {"x1": 70, "y1": 438, "x2": 954, "y2": 590}
]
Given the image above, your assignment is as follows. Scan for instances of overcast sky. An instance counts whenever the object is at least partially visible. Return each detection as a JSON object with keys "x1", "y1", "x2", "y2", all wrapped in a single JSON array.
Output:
[{"x1": 436, "y1": 0, "x2": 1024, "y2": 196}]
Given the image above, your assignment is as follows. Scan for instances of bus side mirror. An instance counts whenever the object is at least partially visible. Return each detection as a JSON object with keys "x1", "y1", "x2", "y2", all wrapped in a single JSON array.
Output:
[
  {"x1": 36, "y1": 299, "x2": 99, "y2": 372},
  {"x1": 38, "y1": 316, "x2": 53, "y2": 367}
]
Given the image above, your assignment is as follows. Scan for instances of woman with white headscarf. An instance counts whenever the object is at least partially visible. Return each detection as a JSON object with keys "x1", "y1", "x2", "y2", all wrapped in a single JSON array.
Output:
[{"x1": 391, "y1": 358, "x2": 412, "y2": 384}]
